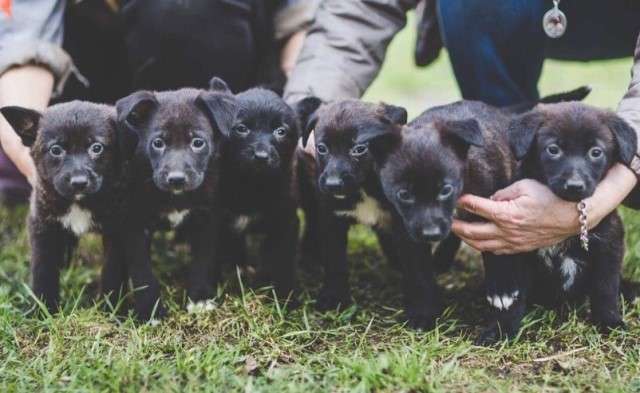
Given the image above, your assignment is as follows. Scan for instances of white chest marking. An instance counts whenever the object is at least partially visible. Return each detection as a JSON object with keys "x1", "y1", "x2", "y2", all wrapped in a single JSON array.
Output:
[
  {"x1": 167, "y1": 209, "x2": 190, "y2": 227},
  {"x1": 335, "y1": 192, "x2": 392, "y2": 229},
  {"x1": 560, "y1": 257, "x2": 578, "y2": 291},
  {"x1": 59, "y1": 204, "x2": 94, "y2": 236},
  {"x1": 232, "y1": 215, "x2": 252, "y2": 233}
]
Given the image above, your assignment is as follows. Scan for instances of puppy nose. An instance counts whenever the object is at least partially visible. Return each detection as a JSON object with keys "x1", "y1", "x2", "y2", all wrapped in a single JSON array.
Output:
[
  {"x1": 420, "y1": 226, "x2": 443, "y2": 242},
  {"x1": 254, "y1": 149, "x2": 269, "y2": 161},
  {"x1": 167, "y1": 171, "x2": 186, "y2": 188},
  {"x1": 324, "y1": 176, "x2": 344, "y2": 193},
  {"x1": 564, "y1": 179, "x2": 586, "y2": 193},
  {"x1": 70, "y1": 175, "x2": 88, "y2": 191}
]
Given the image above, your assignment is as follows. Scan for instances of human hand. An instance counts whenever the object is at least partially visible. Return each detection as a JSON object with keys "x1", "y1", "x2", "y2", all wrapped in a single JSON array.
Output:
[{"x1": 451, "y1": 165, "x2": 636, "y2": 254}]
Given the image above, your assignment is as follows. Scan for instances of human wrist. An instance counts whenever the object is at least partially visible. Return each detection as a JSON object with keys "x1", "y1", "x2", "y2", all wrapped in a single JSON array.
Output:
[{"x1": 584, "y1": 164, "x2": 637, "y2": 229}]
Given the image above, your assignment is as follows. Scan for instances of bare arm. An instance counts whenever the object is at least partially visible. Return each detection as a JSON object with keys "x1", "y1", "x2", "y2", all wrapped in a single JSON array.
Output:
[
  {"x1": 0, "y1": 65, "x2": 54, "y2": 184},
  {"x1": 452, "y1": 165, "x2": 636, "y2": 254}
]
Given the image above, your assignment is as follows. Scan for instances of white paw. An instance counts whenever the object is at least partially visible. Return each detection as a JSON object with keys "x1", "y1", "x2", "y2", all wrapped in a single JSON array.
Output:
[
  {"x1": 187, "y1": 299, "x2": 217, "y2": 314},
  {"x1": 486, "y1": 290, "x2": 519, "y2": 310},
  {"x1": 148, "y1": 318, "x2": 162, "y2": 327}
]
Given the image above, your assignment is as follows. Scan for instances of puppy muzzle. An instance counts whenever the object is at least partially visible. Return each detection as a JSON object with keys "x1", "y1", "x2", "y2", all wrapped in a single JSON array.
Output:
[
  {"x1": 155, "y1": 168, "x2": 203, "y2": 194},
  {"x1": 55, "y1": 170, "x2": 102, "y2": 200}
]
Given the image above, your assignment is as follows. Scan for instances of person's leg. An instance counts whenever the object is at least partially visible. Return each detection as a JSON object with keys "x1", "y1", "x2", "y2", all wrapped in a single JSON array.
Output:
[
  {"x1": 438, "y1": 0, "x2": 640, "y2": 107},
  {"x1": 438, "y1": 0, "x2": 547, "y2": 106}
]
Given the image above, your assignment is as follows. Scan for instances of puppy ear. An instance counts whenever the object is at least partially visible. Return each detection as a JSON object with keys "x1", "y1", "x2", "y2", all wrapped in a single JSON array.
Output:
[
  {"x1": 295, "y1": 96, "x2": 322, "y2": 147},
  {"x1": 116, "y1": 91, "x2": 158, "y2": 129},
  {"x1": 508, "y1": 111, "x2": 545, "y2": 160},
  {"x1": 357, "y1": 123, "x2": 402, "y2": 164},
  {"x1": 606, "y1": 115, "x2": 638, "y2": 165},
  {"x1": 378, "y1": 103, "x2": 408, "y2": 125},
  {"x1": 208, "y1": 76, "x2": 232, "y2": 94},
  {"x1": 443, "y1": 119, "x2": 484, "y2": 148},
  {"x1": 0, "y1": 106, "x2": 42, "y2": 147},
  {"x1": 114, "y1": 119, "x2": 139, "y2": 160},
  {"x1": 196, "y1": 91, "x2": 238, "y2": 138}
]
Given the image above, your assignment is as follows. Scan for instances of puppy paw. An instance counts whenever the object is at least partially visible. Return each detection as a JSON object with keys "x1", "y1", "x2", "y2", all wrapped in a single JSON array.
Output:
[
  {"x1": 404, "y1": 306, "x2": 439, "y2": 331},
  {"x1": 595, "y1": 318, "x2": 626, "y2": 334},
  {"x1": 475, "y1": 322, "x2": 516, "y2": 346},
  {"x1": 485, "y1": 290, "x2": 520, "y2": 311},
  {"x1": 135, "y1": 301, "x2": 167, "y2": 322},
  {"x1": 187, "y1": 299, "x2": 217, "y2": 314},
  {"x1": 316, "y1": 286, "x2": 351, "y2": 311},
  {"x1": 187, "y1": 286, "x2": 216, "y2": 305}
]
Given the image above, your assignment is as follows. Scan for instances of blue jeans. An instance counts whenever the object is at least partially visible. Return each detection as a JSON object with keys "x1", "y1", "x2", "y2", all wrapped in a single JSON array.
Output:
[{"x1": 438, "y1": 0, "x2": 640, "y2": 106}]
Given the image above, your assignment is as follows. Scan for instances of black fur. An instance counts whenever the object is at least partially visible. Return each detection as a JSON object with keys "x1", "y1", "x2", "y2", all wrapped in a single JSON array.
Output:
[
  {"x1": 295, "y1": 98, "x2": 458, "y2": 325},
  {"x1": 1, "y1": 101, "x2": 135, "y2": 312},
  {"x1": 364, "y1": 101, "x2": 522, "y2": 332},
  {"x1": 216, "y1": 85, "x2": 301, "y2": 300},
  {"x1": 115, "y1": 85, "x2": 235, "y2": 319},
  {"x1": 498, "y1": 102, "x2": 637, "y2": 342}
]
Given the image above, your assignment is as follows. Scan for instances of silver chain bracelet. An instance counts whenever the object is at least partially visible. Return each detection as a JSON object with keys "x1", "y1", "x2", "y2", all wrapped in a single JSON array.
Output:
[{"x1": 577, "y1": 200, "x2": 589, "y2": 252}]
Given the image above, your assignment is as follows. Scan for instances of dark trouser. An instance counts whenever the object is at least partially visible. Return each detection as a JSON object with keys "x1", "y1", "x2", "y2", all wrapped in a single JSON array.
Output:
[
  {"x1": 0, "y1": 0, "x2": 282, "y2": 202},
  {"x1": 438, "y1": 0, "x2": 640, "y2": 106}
]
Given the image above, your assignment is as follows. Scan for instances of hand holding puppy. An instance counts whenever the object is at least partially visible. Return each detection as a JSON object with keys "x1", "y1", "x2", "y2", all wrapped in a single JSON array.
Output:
[{"x1": 453, "y1": 164, "x2": 637, "y2": 254}]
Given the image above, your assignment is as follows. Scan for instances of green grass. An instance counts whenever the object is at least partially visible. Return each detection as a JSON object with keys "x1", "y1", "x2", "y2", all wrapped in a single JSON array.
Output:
[{"x1": 3, "y1": 18, "x2": 640, "y2": 393}]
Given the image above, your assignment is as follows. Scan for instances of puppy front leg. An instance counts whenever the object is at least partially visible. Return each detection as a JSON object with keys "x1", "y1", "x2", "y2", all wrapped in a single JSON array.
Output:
[
  {"x1": 101, "y1": 231, "x2": 128, "y2": 311},
  {"x1": 392, "y1": 221, "x2": 441, "y2": 330},
  {"x1": 123, "y1": 226, "x2": 165, "y2": 321},
  {"x1": 262, "y1": 206, "x2": 299, "y2": 303},
  {"x1": 316, "y1": 212, "x2": 351, "y2": 311},
  {"x1": 29, "y1": 219, "x2": 69, "y2": 312},
  {"x1": 589, "y1": 237, "x2": 624, "y2": 331},
  {"x1": 478, "y1": 252, "x2": 530, "y2": 345},
  {"x1": 187, "y1": 212, "x2": 220, "y2": 303}
]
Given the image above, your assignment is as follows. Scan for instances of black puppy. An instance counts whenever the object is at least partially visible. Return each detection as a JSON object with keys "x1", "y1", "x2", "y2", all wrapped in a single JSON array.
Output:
[
  {"x1": 504, "y1": 102, "x2": 637, "y2": 336},
  {"x1": 298, "y1": 98, "x2": 455, "y2": 326},
  {"x1": 0, "y1": 101, "x2": 136, "y2": 311},
  {"x1": 116, "y1": 85, "x2": 235, "y2": 319},
  {"x1": 361, "y1": 101, "x2": 520, "y2": 330},
  {"x1": 213, "y1": 78, "x2": 300, "y2": 300}
]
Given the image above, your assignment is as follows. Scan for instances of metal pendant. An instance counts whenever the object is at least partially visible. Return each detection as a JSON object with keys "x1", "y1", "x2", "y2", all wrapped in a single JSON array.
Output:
[{"x1": 543, "y1": 0, "x2": 567, "y2": 38}]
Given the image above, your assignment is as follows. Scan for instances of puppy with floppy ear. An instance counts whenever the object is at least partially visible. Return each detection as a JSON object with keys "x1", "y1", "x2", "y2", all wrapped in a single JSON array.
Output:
[
  {"x1": 115, "y1": 83, "x2": 236, "y2": 320},
  {"x1": 1, "y1": 101, "x2": 137, "y2": 312},
  {"x1": 296, "y1": 97, "x2": 451, "y2": 327},
  {"x1": 362, "y1": 100, "x2": 528, "y2": 334},
  {"x1": 214, "y1": 77, "x2": 301, "y2": 300},
  {"x1": 504, "y1": 102, "x2": 637, "y2": 335}
]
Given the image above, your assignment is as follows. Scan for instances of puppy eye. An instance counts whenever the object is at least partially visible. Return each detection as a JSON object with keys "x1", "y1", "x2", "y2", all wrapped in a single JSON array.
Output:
[
  {"x1": 350, "y1": 144, "x2": 368, "y2": 157},
  {"x1": 316, "y1": 143, "x2": 329, "y2": 155},
  {"x1": 152, "y1": 138, "x2": 165, "y2": 150},
  {"x1": 191, "y1": 137, "x2": 206, "y2": 151},
  {"x1": 546, "y1": 144, "x2": 561, "y2": 157},
  {"x1": 439, "y1": 184, "x2": 454, "y2": 200},
  {"x1": 273, "y1": 127, "x2": 287, "y2": 138},
  {"x1": 89, "y1": 142, "x2": 104, "y2": 156},
  {"x1": 49, "y1": 144, "x2": 65, "y2": 157},
  {"x1": 589, "y1": 147, "x2": 603, "y2": 159},
  {"x1": 396, "y1": 189, "x2": 415, "y2": 204},
  {"x1": 234, "y1": 124, "x2": 249, "y2": 135}
]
